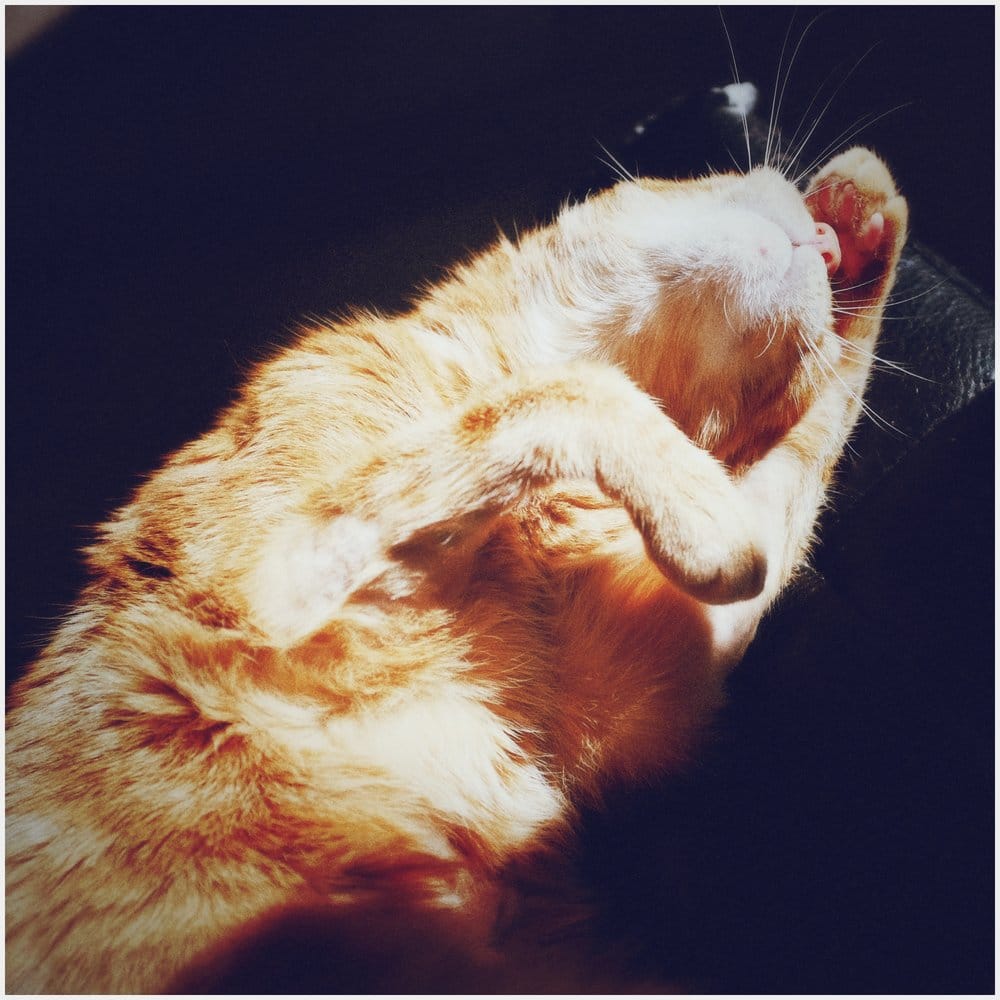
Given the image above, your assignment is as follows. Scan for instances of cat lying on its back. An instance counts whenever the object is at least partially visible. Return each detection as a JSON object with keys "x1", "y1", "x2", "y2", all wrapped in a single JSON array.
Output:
[{"x1": 6, "y1": 147, "x2": 906, "y2": 993}]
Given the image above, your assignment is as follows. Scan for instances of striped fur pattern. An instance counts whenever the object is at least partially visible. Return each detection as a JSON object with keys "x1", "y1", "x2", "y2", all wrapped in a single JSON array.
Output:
[{"x1": 6, "y1": 148, "x2": 906, "y2": 992}]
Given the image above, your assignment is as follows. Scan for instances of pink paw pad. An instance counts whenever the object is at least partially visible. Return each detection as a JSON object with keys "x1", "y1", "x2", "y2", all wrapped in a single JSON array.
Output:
[
  {"x1": 837, "y1": 182, "x2": 858, "y2": 226},
  {"x1": 807, "y1": 178, "x2": 887, "y2": 284}
]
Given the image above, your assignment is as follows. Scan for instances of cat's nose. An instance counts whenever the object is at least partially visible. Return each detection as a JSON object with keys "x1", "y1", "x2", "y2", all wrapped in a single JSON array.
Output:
[{"x1": 814, "y1": 222, "x2": 841, "y2": 275}]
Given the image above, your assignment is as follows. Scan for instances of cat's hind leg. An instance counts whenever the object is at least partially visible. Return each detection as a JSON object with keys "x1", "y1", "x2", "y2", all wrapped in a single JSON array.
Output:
[{"x1": 246, "y1": 361, "x2": 768, "y2": 646}]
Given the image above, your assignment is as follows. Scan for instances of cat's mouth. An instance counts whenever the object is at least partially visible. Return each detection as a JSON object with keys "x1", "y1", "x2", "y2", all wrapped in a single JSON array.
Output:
[{"x1": 790, "y1": 222, "x2": 841, "y2": 276}]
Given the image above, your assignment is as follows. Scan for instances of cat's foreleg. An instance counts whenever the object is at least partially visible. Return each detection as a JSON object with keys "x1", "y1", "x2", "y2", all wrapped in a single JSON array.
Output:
[
  {"x1": 704, "y1": 381, "x2": 862, "y2": 667},
  {"x1": 246, "y1": 361, "x2": 767, "y2": 646},
  {"x1": 707, "y1": 148, "x2": 908, "y2": 666}
]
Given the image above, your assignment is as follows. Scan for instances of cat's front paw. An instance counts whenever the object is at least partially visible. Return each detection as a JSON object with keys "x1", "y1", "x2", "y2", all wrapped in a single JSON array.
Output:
[
  {"x1": 805, "y1": 147, "x2": 908, "y2": 333},
  {"x1": 633, "y1": 456, "x2": 768, "y2": 605},
  {"x1": 663, "y1": 522, "x2": 767, "y2": 606}
]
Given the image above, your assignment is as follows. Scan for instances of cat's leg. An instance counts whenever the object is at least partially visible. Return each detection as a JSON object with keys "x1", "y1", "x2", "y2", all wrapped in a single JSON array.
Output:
[
  {"x1": 806, "y1": 147, "x2": 909, "y2": 320},
  {"x1": 708, "y1": 147, "x2": 908, "y2": 666},
  {"x1": 246, "y1": 361, "x2": 767, "y2": 646}
]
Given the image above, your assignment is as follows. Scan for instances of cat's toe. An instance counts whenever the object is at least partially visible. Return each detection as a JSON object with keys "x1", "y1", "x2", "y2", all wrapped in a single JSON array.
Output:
[{"x1": 805, "y1": 147, "x2": 908, "y2": 327}]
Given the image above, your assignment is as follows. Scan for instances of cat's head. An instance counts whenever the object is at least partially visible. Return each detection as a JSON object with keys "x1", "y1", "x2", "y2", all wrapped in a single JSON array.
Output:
[{"x1": 580, "y1": 163, "x2": 848, "y2": 468}]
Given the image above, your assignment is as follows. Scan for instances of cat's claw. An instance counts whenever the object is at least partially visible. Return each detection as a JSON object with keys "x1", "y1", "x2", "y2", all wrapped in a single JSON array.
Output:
[{"x1": 861, "y1": 212, "x2": 885, "y2": 254}]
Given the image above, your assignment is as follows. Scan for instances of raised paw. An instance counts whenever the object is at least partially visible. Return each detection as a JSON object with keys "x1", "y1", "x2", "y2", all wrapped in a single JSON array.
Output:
[
  {"x1": 805, "y1": 147, "x2": 908, "y2": 333},
  {"x1": 626, "y1": 454, "x2": 768, "y2": 606}
]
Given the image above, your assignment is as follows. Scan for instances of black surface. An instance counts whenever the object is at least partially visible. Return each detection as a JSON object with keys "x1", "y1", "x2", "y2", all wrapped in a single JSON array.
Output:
[
  {"x1": 583, "y1": 388, "x2": 995, "y2": 994},
  {"x1": 7, "y1": 6, "x2": 994, "y2": 676},
  {"x1": 6, "y1": 7, "x2": 994, "y2": 993}
]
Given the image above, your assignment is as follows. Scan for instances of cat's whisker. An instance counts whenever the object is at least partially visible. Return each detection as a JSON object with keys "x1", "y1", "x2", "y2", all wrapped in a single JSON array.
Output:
[
  {"x1": 832, "y1": 303, "x2": 891, "y2": 317},
  {"x1": 768, "y1": 9, "x2": 830, "y2": 176},
  {"x1": 785, "y1": 44, "x2": 878, "y2": 182},
  {"x1": 596, "y1": 153, "x2": 633, "y2": 186},
  {"x1": 596, "y1": 141, "x2": 639, "y2": 184},
  {"x1": 842, "y1": 437, "x2": 863, "y2": 462},
  {"x1": 832, "y1": 276, "x2": 945, "y2": 318},
  {"x1": 724, "y1": 148, "x2": 744, "y2": 174},
  {"x1": 855, "y1": 394, "x2": 906, "y2": 438},
  {"x1": 764, "y1": 14, "x2": 796, "y2": 170},
  {"x1": 718, "y1": 7, "x2": 752, "y2": 173},
  {"x1": 803, "y1": 178, "x2": 841, "y2": 200},
  {"x1": 794, "y1": 110, "x2": 879, "y2": 182},
  {"x1": 795, "y1": 102, "x2": 909, "y2": 185},
  {"x1": 832, "y1": 280, "x2": 939, "y2": 309},
  {"x1": 782, "y1": 63, "x2": 847, "y2": 178},
  {"x1": 797, "y1": 338, "x2": 824, "y2": 398},
  {"x1": 803, "y1": 334, "x2": 906, "y2": 438},
  {"x1": 599, "y1": 160, "x2": 629, "y2": 185},
  {"x1": 838, "y1": 340, "x2": 934, "y2": 382},
  {"x1": 802, "y1": 337, "x2": 859, "y2": 411},
  {"x1": 831, "y1": 273, "x2": 881, "y2": 296},
  {"x1": 881, "y1": 279, "x2": 950, "y2": 308},
  {"x1": 795, "y1": 341, "x2": 864, "y2": 458},
  {"x1": 755, "y1": 321, "x2": 780, "y2": 359},
  {"x1": 834, "y1": 309, "x2": 924, "y2": 324},
  {"x1": 840, "y1": 432, "x2": 864, "y2": 462},
  {"x1": 721, "y1": 292, "x2": 739, "y2": 338}
]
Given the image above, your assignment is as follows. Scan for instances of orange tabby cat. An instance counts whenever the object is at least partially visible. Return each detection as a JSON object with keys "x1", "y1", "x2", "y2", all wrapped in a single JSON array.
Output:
[{"x1": 6, "y1": 147, "x2": 906, "y2": 993}]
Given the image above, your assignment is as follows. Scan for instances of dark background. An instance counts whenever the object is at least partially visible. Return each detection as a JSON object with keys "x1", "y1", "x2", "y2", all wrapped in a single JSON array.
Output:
[{"x1": 7, "y1": 6, "x2": 994, "y2": 993}]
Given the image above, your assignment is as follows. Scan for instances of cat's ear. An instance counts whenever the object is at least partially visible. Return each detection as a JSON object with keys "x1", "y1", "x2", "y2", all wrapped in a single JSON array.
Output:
[{"x1": 243, "y1": 510, "x2": 389, "y2": 647}]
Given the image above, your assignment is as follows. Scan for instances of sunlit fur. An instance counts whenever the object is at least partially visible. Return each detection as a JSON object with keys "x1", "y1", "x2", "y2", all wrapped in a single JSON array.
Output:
[{"x1": 6, "y1": 147, "x2": 906, "y2": 993}]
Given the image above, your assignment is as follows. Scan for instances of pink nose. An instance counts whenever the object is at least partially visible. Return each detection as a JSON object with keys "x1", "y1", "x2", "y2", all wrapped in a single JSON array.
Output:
[{"x1": 814, "y1": 222, "x2": 841, "y2": 275}]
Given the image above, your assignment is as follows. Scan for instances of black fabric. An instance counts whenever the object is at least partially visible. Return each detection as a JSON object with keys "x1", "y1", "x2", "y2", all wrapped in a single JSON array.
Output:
[
  {"x1": 583, "y1": 361, "x2": 995, "y2": 996},
  {"x1": 6, "y1": 8, "x2": 994, "y2": 994},
  {"x1": 580, "y1": 98, "x2": 995, "y2": 994},
  {"x1": 837, "y1": 242, "x2": 996, "y2": 504}
]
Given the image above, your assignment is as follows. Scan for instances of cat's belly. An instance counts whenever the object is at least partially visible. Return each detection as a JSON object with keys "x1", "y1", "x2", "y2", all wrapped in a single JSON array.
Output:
[{"x1": 446, "y1": 489, "x2": 732, "y2": 799}]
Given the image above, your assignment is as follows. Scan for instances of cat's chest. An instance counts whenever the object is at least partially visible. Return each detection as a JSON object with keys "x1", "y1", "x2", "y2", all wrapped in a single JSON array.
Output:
[{"x1": 432, "y1": 483, "x2": 660, "y2": 678}]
